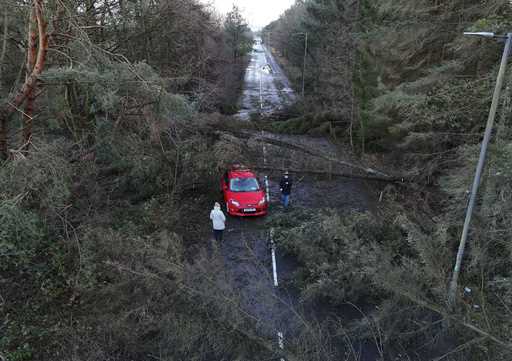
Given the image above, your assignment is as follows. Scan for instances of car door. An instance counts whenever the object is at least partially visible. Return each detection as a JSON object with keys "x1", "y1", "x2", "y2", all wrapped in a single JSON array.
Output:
[{"x1": 221, "y1": 171, "x2": 230, "y2": 205}]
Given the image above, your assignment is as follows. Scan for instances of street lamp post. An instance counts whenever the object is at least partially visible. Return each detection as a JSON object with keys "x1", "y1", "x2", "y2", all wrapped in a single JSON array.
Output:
[
  {"x1": 292, "y1": 32, "x2": 308, "y2": 98},
  {"x1": 447, "y1": 32, "x2": 512, "y2": 308}
]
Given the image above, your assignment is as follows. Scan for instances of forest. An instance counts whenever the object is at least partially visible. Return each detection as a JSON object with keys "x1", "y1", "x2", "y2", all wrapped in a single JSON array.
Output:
[
  {"x1": 263, "y1": 0, "x2": 512, "y2": 360},
  {"x1": 1, "y1": 0, "x2": 512, "y2": 360}
]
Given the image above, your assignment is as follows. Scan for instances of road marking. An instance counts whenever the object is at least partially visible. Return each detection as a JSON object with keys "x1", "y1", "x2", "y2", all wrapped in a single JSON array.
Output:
[
  {"x1": 264, "y1": 175, "x2": 270, "y2": 203},
  {"x1": 272, "y1": 230, "x2": 285, "y2": 360},
  {"x1": 270, "y1": 228, "x2": 278, "y2": 287},
  {"x1": 259, "y1": 44, "x2": 287, "y2": 359},
  {"x1": 278, "y1": 331, "x2": 285, "y2": 361}
]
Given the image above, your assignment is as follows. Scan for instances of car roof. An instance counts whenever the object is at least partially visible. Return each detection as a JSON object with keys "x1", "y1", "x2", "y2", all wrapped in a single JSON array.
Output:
[{"x1": 228, "y1": 169, "x2": 256, "y2": 178}]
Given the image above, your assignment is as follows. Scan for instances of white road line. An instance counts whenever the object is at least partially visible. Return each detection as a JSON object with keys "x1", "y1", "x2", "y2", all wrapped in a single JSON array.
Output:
[
  {"x1": 271, "y1": 228, "x2": 286, "y2": 359},
  {"x1": 278, "y1": 331, "x2": 285, "y2": 361},
  {"x1": 270, "y1": 228, "x2": 278, "y2": 287},
  {"x1": 258, "y1": 51, "x2": 286, "y2": 358},
  {"x1": 271, "y1": 247, "x2": 278, "y2": 287},
  {"x1": 278, "y1": 331, "x2": 284, "y2": 349},
  {"x1": 265, "y1": 175, "x2": 270, "y2": 203}
]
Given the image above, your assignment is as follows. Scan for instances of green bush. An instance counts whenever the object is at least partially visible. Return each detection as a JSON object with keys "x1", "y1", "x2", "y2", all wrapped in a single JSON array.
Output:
[
  {"x1": 269, "y1": 206, "x2": 474, "y2": 356},
  {"x1": 271, "y1": 111, "x2": 345, "y2": 136},
  {"x1": 0, "y1": 142, "x2": 72, "y2": 272},
  {"x1": 0, "y1": 141, "x2": 72, "y2": 214},
  {"x1": 0, "y1": 198, "x2": 44, "y2": 271},
  {"x1": 271, "y1": 209, "x2": 389, "y2": 303}
]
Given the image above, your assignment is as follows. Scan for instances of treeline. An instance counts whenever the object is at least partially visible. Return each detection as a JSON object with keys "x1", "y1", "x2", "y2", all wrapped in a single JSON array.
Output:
[
  {"x1": 0, "y1": 0, "x2": 253, "y2": 158},
  {"x1": 0, "y1": 1, "x2": 265, "y2": 360},
  {"x1": 264, "y1": 0, "x2": 511, "y2": 157},
  {"x1": 263, "y1": 1, "x2": 512, "y2": 360}
]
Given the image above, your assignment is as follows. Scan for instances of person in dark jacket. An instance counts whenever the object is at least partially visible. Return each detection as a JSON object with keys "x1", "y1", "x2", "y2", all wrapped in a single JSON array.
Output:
[{"x1": 279, "y1": 171, "x2": 293, "y2": 208}]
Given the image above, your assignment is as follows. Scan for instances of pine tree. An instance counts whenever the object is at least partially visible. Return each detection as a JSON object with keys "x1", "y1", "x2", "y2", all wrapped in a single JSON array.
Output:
[{"x1": 224, "y1": 5, "x2": 253, "y2": 62}]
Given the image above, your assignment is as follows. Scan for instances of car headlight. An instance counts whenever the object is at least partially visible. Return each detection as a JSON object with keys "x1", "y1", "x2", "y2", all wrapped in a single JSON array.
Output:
[
  {"x1": 230, "y1": 199, "x2": 240, "y2": 207},
  {"x1": 258, "y1": 197, "x2": 266, "y2": 206}
]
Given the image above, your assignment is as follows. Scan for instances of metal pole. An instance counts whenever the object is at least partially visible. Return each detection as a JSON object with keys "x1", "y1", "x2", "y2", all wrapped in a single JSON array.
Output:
[
  {"x1": 302, "y1": 32, "x2": 308, "y2": 98},
  {"x1": 448, "y1": 33, "x2": 512, "y2": 307}
]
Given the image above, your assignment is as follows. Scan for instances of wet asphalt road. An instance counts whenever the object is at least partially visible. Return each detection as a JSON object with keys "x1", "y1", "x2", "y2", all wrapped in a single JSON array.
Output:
[
  {"x1": 214, "y1": 37, "x2": 380, "y2": 360},
  {"x1": 237, "y1": 38, "x2": 296, "y2": 120}
]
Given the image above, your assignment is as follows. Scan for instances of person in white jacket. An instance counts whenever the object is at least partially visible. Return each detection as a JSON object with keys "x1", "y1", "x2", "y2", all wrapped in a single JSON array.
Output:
[{"x1": 210, "y1": 202, "x2": 226, "y2": 242}]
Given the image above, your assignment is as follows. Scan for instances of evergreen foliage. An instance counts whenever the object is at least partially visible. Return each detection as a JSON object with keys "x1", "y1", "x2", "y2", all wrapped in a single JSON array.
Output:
[
  {"x1": 224, "y1": 5, "x2": 254, "y2": 61},
  {"x1": 0, "y1": 1, "x2": 261, "y2": 359},
  {"x1": 2, "y1": 0, "x2": 512, "y2": 359},
  {"x1": 263, "y1": 3, "x2": 512, "y2": 356}
]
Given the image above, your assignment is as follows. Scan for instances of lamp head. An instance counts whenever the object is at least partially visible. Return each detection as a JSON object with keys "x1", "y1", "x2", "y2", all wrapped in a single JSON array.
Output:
[
  {"x1": 463, "y1": 32, "x2": 511, "y2": 40},
  {"x1": 463, "y1": 32, "x2": 496, "y2": 38}
]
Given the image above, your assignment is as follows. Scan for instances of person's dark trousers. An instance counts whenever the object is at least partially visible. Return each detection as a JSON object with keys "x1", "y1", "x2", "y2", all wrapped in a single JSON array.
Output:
[
  {"x1": 281, "y1": 193, "x2": 290, "y2": 208},
  {"x1": 213, "y1": 229, "x2": 223, "y2": 242}
]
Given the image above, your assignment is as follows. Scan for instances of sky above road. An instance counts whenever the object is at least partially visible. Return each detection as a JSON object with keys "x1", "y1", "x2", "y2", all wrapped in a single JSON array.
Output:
[{"x1": 203, "y1": 0, "x2": 295, "y2": 30}]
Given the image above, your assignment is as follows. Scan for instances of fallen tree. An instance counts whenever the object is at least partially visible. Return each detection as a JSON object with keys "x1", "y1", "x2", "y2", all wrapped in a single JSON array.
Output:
[
  {"x1": 253, "y1": 164, "x2": 408, "y2": 184},
  {"x1": 214, "y1": 129, "x2": 419, "y2": 183}
]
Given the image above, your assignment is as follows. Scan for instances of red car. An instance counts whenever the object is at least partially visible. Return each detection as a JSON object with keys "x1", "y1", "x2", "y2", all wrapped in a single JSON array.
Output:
[{"x1": 221, "y1": 166, "x2": 268, "y2": 216}]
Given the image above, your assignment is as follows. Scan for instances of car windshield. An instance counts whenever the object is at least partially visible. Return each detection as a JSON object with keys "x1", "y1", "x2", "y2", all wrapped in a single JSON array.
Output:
[{"x1": 230, "y1": 177, "x2": 260, "y2": 192}]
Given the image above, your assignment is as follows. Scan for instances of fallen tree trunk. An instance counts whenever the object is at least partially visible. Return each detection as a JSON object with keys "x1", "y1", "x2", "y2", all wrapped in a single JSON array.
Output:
[
  {"x1": 215, "y1": 129, "x2": 418, "y2": 182},
  {"x1": 253, "y1": 164, "x2": 408, "y2": 184},
  {"x1": 254, "y1": 134, "x2": 390, "y2": 177}
]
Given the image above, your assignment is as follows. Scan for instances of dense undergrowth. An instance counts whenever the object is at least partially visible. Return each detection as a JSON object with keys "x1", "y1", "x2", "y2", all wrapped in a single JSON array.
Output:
[
  {"x1": 0, "y1": 1, "x2": 268, "y2": 359},
  {"x1": 0, "y1": 82, "x2": 230, "y2": 360},
  {"x1": 264, "y1": 1, "x2": 511, "y2": 159},
  {"x1": 267, "y1": 170, "x2": 512, "y2": 361},
  {"x1": 261, "y1": 2, "x2": 512, "y2": 359},
  {"x1": 0, "y1": 84, "x2": 274, "y2": 360},
  {"x1": 2, "y1": 0, "x2": 512, "y2": 360}
]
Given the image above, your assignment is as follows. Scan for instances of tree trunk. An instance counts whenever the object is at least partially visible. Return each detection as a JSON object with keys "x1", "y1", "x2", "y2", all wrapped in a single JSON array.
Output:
[
  {"x1": 0, "y1": 0, "x2": 48, "y2": 159},
  {"x1": 22, "y1": 5, "x2": 38, "y2": 152}
]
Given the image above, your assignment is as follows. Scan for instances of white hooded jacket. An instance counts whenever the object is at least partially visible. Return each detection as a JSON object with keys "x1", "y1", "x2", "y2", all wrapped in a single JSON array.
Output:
[{"x1": 210, "y1": 206, "x2": 226, "y2": 230}]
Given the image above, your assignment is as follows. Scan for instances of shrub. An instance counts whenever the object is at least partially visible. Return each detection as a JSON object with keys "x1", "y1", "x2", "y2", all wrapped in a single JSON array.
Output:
[
  {"x1": 0, "y1": 198, "x2": 44, "y2": 271},
  {"x1": 271, "y1": 209, "x2": 387, "y2": 303},
  {"x1": 0, "y1": 141, "x2": 72, "y2": 215}
]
